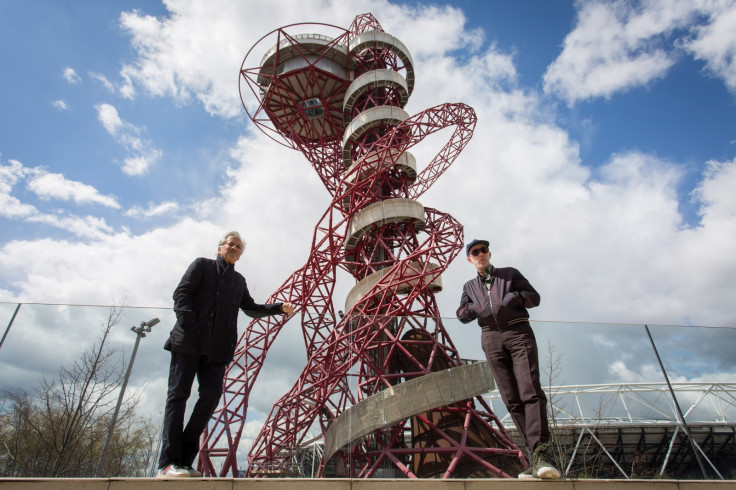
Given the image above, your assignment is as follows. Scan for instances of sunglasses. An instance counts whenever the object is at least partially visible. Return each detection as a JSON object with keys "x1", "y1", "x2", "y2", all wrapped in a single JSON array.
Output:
[{"x1": 470, "y1": 246, "x2": 489, "y2": 256}]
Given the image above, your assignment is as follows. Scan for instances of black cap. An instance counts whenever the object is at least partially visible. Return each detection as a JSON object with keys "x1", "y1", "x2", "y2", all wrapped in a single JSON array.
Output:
[{"x1": 466, "y1": 239, "x2": 490, "y2": 256}]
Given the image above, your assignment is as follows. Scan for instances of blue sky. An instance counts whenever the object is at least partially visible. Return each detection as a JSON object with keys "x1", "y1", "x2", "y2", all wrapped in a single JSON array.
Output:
[
  {"x1": 1, "y1": 0, "x2": 736, "y2": 460},
  {"x1": 2, "y1": 0, "x2": 734, "y2": 245},
  {"x1": 1, "y1": 0, "x2": 239, "y2": 240},
  {"x1": 2, "y1": 1, "x2": 735, "y2": 236}
]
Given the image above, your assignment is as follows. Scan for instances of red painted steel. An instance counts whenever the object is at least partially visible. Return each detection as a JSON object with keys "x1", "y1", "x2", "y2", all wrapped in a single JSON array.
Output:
[{"x1": 198, "y1": 13, "x2": 525, "y2": 479}]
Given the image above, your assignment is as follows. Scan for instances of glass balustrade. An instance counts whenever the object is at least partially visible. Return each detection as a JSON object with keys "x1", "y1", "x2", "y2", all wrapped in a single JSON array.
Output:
[{"x1": 1, "y1": 302, "x2": 733, "y2": 479}]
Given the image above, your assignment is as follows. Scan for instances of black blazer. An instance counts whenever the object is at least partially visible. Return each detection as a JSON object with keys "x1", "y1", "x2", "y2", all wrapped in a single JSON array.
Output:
[{"x1": 164, "y1": 255, "x2": 282, "y2": 363}]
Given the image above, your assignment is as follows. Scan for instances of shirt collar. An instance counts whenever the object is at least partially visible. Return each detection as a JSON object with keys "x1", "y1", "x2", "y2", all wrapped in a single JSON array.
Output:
[
  {"x1": 477, "y1": 264, "x2": 494, "y2": 278},
  {"x1": 216, "y1": 254, "x2": 232, "y2": 277},
  {"x1": 478, "y1": 264, "x2": 494, "y2": 288}
]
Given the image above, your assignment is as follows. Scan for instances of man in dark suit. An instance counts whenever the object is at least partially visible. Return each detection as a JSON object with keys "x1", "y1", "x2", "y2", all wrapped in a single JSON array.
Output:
[{"x1": 157, "y1": 231, "x2": 294, "y2": 478}]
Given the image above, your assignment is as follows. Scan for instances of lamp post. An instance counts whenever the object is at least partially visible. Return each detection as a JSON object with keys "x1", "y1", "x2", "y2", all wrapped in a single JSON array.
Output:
[{"x1": 96, "y1": 317, "x2": 160, "y2": 477}]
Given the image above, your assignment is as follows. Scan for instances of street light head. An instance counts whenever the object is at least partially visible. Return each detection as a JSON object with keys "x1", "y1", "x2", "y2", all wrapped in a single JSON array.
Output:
[
  {"x1": 146, "y1": 318, "x2": 160, "y2": 328},
  {"x1": 130, "y1": 326, "x2": 137, "y2": 332}
]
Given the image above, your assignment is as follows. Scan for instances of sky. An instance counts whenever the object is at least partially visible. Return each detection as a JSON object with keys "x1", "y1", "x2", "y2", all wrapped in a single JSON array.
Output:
[{"x1": 1, "y1": 0, "x2": 736, "y2": 465}]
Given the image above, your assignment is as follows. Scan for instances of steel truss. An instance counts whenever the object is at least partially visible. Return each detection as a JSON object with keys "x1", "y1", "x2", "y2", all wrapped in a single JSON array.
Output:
[
  {"x1": 488, "y1": 382, "x2": 736, "y2": 479},
  {"x1": 198, "y1": 13, "x2": 525, "y2": 479}
]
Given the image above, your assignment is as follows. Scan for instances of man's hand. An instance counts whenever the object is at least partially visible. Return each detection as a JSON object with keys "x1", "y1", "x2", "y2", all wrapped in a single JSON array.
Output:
[{"x1": 281, "y1": 302, "x2": 295, "y2": 315}]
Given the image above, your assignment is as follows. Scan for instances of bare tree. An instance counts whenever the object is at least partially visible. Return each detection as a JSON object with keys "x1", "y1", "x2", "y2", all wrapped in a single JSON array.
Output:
[
  {"x1": 540, "y1": 345, "x2": 632, "y2": 480},
  {"x1": 542, "y1": 340, "x2": 570, "y2": 473},
  {"x1": 0, "y1": 389, "x2": 34, "y2": 476},
  {"x1": 0, "y1": 306, "x2": 159, "y2": 477}
]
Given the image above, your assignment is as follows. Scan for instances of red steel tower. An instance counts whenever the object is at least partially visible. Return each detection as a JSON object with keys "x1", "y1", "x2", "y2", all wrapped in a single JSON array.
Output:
[{"x1": 199, "y1": 13, "x2": 525, "y2": 478}]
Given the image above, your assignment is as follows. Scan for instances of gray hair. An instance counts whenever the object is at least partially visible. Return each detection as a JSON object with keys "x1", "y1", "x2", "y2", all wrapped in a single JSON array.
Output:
[{"x1": 217, "y1": 231, "x2": 245, "y2": 250}]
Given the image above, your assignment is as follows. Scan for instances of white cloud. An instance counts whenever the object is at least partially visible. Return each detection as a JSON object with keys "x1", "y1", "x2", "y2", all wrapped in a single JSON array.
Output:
[
  {"x1": 52, "y1": 100, "x2": 69, "y2": 111},
  {"x1": 0, "y1": 192, "x2": 37, "y2": 219},
  {"x1": 380, "y1": 3, "x2": 484, "y2": 61},
  {"x1": 95, "y1": 103, "x2": 162, "y2": 175},
  {"x1": 89, "y1": 71, "x2": 116, "y2": 92},
  {"x1": 122, "y1": 151, "x2": 162, "y2": 176},
  {"x1": 26, "y1": 213, "x2": 115, "y2": 240},
  {"x1": 693, "y1": 157, "x2": 736, "y2": 222},
  {"x1": 0, "y1": 220, "x2": 219, "y2": 306},
  {"x1": 0, "y1": 159, "x2": 37, "y2": 219},
  {"x1": 116, "y1": 0, "x2": 408, "y2": 118},
  {"x1": 609, "y1": 358, "x2": 736, "y2": 386},
  {"x1": 96, "y1": 103, "x2": 124, "y2": 134},
  {"x1": 0, "y1": 158, "x2": 121, "y2": 238},
  {"x1": 118, "y1": 2, "x2": 245, "y2": 115},
  {"x1": 125, "y1": 200, "x2": 179, "y2": 219},
  {"x1": 27, "y1": 170, "x2": 121, "y2": 208},
  {"x1": 63, "y1": 67, "x2": 81, "y2": 84},
  {"x1": 609, "y1": 360, "x2": 669, "y2": 384},
  {"x1": 682, "y1": 1, "x2": 736, "y2": 93},
  {"x1": 543, "y1": 0, "x2": 736, "y2": 104}
]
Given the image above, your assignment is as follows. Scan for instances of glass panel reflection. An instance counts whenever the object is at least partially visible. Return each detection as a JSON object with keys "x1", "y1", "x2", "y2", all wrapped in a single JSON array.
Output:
[{"x1": 0, "y1": 305, "x2": 733, "y2": 479}]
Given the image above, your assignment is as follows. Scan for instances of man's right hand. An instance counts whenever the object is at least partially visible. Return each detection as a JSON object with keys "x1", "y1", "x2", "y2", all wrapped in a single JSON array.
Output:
[{"x1": 281, "y1": 302, "x2": 295, "y2": 315}]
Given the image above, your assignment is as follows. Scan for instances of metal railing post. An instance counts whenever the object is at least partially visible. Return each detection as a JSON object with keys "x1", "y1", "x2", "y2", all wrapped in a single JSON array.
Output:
[
  {"x1": 0, "y1": 303, "x2": 22, "y2": 352},
  {"x1": 644, "y1": 324, "x2": 716, "y2": 479}
]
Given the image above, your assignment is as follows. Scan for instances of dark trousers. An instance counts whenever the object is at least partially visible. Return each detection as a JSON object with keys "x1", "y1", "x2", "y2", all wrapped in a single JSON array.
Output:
[
  {"x1": 481, "y1": 323, "x2": 549, "y2": 452},
  {"x1": 158, "y1": 351, "x2": 228, "y2": 469}
]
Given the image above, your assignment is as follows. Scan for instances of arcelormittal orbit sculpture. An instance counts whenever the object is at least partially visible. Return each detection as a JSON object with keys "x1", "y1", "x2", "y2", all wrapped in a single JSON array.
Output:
[{"x1": 199, "y1": 13, "x2": 525, "y2": 479}]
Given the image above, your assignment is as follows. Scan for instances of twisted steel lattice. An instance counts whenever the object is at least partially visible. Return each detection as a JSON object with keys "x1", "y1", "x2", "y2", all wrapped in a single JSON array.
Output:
[{"x1": 199, "y1": 13, "x2": 525, "y2": 478}]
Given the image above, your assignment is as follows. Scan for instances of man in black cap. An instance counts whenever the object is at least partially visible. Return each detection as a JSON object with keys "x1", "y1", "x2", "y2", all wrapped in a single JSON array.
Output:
[{"x1": 456, "y1": 239, "x2": 559, "y2": 479}]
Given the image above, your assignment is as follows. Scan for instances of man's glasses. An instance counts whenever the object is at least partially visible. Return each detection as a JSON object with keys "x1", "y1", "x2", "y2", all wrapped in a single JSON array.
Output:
[{"x1": 470, "y1": 246, "x2": 489, "y2": 256}]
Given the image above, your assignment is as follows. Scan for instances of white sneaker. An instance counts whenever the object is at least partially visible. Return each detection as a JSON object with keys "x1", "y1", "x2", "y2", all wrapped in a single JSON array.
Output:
[
  {"x1": 532, "y1": 443, "x2": 561, "y2": 479},
  {"x1": 534, "y1": 462, "x2": 561, "y2": 479},
  {"x1": 157, "y1": 464, "x2": 191, "y2": 478},
  {"x1": 518, "y1": 467, "x2": 536, "y2": 479}
]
